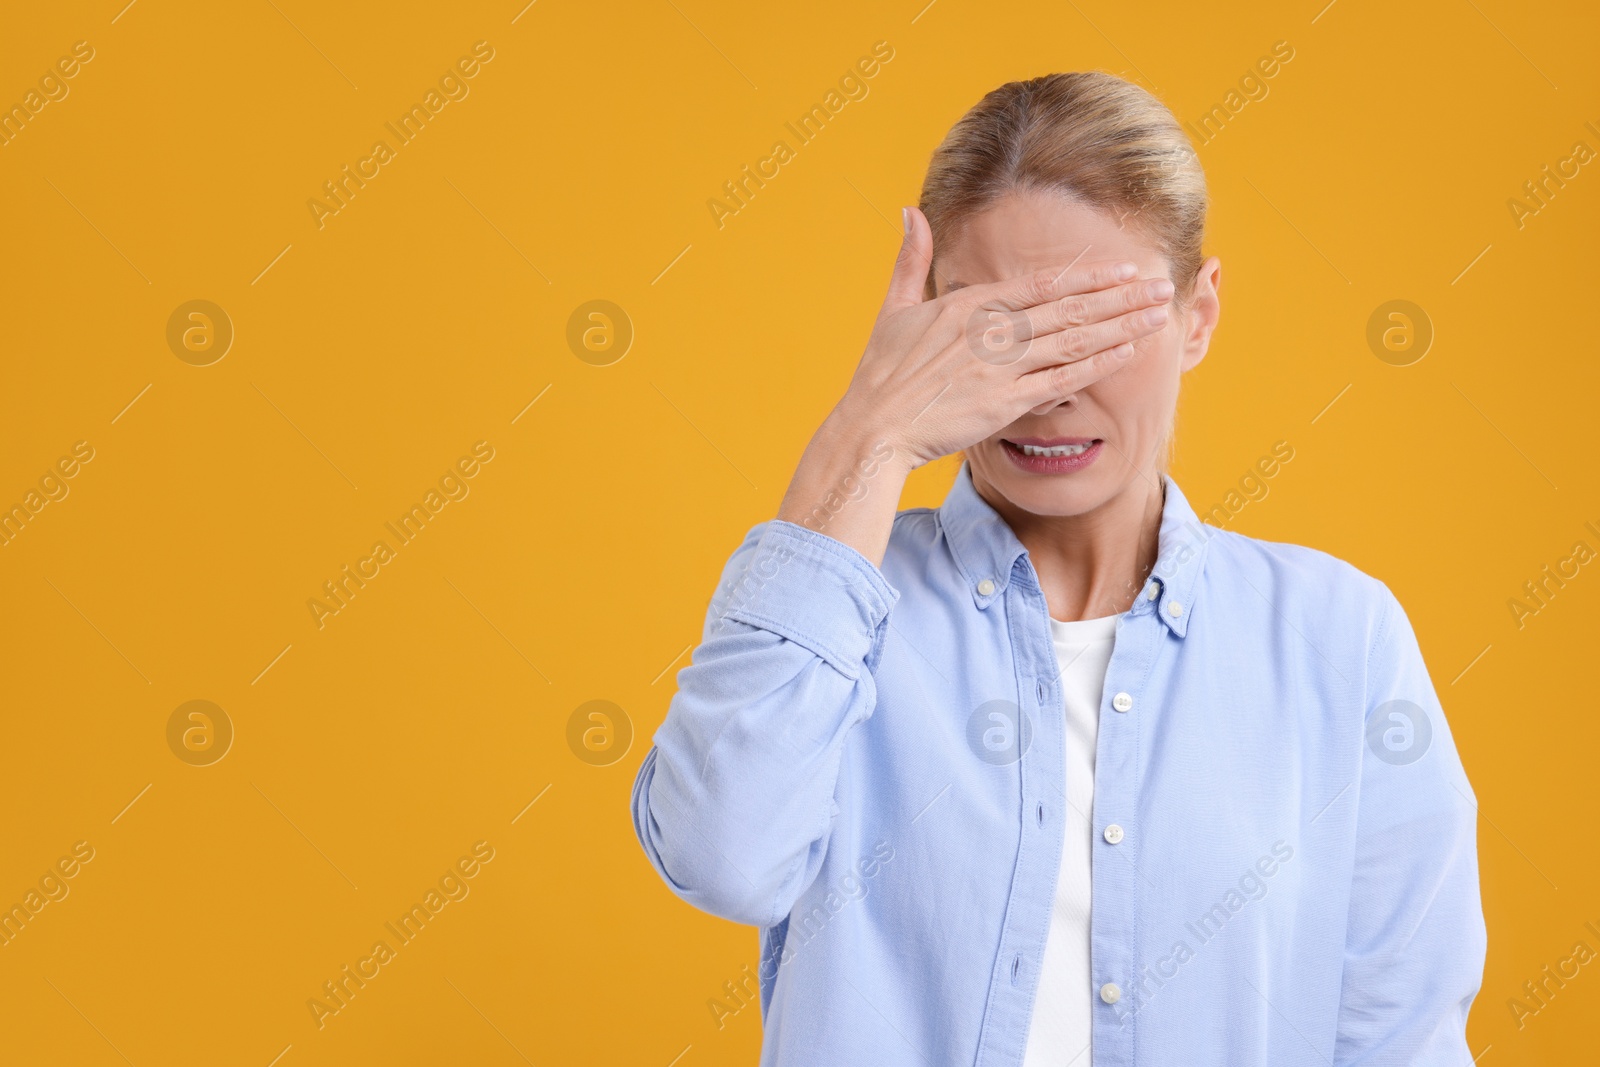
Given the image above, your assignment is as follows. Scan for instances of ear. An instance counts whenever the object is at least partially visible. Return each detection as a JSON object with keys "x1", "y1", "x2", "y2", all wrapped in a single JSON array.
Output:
[{"x1": 1179, "y1": 255, "x2": 1222, "y2": 373}]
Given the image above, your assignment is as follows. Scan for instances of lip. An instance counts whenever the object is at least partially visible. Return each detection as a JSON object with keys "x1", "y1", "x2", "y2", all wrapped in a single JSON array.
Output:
[
  {"x1": 999, "y1": 437, "x2": 1104, "y2": 474},
  {"x1": 1003, "y1": 436, "x2": 1098, "y2": 447}
]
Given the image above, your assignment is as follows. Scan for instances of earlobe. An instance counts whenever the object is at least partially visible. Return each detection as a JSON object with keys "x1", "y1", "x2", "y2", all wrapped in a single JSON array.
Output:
[
  {"x1": 1180, "y1": 257, "x2": 1222, "y2": 373},
  {"x1": 1179, "y1": 310, "x2": 1216, "y2": 372}
]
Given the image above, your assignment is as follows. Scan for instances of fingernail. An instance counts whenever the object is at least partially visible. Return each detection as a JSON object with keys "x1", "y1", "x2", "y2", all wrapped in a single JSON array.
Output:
[{"x1": 902, "y1": 207, "x2": 911, "y2": 236}]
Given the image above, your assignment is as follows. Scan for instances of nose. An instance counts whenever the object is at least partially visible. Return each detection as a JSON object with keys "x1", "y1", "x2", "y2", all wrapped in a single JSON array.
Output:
[{"x1": 1028, "y1": 393, "x2": 1075, "y2": 416}]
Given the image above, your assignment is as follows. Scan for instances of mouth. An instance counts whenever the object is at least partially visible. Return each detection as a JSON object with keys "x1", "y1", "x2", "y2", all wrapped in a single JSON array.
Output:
[{"x1": 999, "y1": 436, "x2": 1104, "y2": 473}]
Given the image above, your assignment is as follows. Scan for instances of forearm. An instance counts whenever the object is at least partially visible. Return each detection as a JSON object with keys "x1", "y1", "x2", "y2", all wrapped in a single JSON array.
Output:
[
  {"x1": 633, "y1": 642, "x2": 880, "y2": 925},
  {"x1": 1335, "y1": 585, "x2": 1487, "y2": 1063},
  {"x1": 775, "y1": 409, "x2": 911, "y2": 569},
  {"x1": 631, "y1": 518, "x2": 900, "y2": 926}
]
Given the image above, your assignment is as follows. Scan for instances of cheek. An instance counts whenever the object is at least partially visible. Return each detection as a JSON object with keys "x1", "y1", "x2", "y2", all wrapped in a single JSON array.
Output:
[
  {"x1": 1128, "y1": 318, "x2": 1185, "y2": 380},
  {"x1": 1095, "y1": 336, "x2": 1181, "y2": 419},
  {"x1": 1129, "y1": 313, "x2": 1180, "y2": 358}
]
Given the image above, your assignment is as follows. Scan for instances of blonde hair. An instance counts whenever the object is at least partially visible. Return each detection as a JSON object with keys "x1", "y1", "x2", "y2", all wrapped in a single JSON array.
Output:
[
  {"x1": 918, "y1": 71, "x2": 1207, "y2": 310},
  {"x1": 918, "y1": 72, "x2": 1208, "y2": 473}
]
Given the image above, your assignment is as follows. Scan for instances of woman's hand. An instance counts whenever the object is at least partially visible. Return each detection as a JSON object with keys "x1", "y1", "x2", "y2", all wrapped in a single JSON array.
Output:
[
  {"x1": 829, "y1": 204, "x2": 1174, "y2": 472},
  {"x1": 774, "y1": 205, "x2": 1172, "y2": 566}
]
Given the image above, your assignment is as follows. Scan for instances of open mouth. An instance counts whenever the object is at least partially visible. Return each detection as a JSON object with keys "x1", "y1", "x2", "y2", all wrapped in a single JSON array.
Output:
[
  {"x1": 1003, "y1": 440, "x2": 1098, "y2": 457},
  {"x1": 999, "y1": 437, "x2": 1104, "y2": 471}
]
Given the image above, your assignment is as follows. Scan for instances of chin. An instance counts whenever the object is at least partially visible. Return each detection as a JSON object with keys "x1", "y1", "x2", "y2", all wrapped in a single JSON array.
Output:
[
  {"x1": 970, "y1": 444, "x2": 1125, "y2": 519},
  {"x1": 997, "y1": 476, "x2": 1117, "y2": 519}
]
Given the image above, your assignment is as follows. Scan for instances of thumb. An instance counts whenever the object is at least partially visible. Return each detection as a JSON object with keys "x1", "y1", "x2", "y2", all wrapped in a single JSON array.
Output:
[{"x1": 882, "y1": 205, "x2": 934, "y2": 312}]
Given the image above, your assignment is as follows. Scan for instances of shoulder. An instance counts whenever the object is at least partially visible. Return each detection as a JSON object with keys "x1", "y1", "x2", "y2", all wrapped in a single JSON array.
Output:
[
  {"x1": 1204, "y1": 525, "x2": 1381, "y2": 588},
  {"x1": 1199, "y1": 525, "x2": 1398, "y2": 637}
]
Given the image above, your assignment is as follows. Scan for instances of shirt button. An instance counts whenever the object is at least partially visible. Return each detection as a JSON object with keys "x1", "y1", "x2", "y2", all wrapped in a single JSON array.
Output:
[
  {"x1": 1168, "y1": 600, "x2": 1184, "y2": 618},
  {"x1": 1100, "y1": 982, "x2": 1122, "y2": 1004},
  {"x1": 978, "y1": 579, "x2": 996, "y2": 596},
  {"x1": 1145, "y1": 583, "x2": 1159, "y2": 601},
  {"x1": 1112, "y1": 692, "x2": 1133, "y2": 713},
  {"x1": 1103, "y1": 824, "x2": 1125, "y2": 844}
]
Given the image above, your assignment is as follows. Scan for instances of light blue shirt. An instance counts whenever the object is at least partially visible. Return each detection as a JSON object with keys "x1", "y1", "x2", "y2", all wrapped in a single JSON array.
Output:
[{"x1": 632, "y1": 461, "x2": 1485, "y2": 1066}]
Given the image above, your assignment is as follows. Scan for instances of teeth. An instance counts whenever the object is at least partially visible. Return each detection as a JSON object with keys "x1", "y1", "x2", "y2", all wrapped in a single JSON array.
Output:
[{"x1": 1018, "y1": 442, "x2": 1092, "y2": 457}]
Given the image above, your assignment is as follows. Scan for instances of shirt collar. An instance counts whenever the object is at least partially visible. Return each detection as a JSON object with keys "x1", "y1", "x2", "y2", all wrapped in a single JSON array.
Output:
[{"x1": 935, "y1": 459, "x2": 1215, "y2": 637}]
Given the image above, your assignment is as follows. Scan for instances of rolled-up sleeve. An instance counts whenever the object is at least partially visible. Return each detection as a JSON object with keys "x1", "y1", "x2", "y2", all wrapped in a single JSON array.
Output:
[
  {"x1": 630, "y1": 518, "x2": 899, "y2": 927},
  {"x1": 1335, "y1": 583, "x2": 1487, "y2": 1065}
]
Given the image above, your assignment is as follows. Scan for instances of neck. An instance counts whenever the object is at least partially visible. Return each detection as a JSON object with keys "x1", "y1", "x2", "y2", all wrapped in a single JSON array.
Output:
[{"x1": 978, "y1": 472, "x2": 1167, "y2": 623}]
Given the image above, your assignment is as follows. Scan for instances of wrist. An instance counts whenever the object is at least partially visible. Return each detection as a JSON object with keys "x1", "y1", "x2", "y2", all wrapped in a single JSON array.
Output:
[
  {"x1": 776, "y1": 417, "x2": 909, "y2": 550},
  {"x1": 815, "y1": 406, "x2": 912, "y2": 481}
]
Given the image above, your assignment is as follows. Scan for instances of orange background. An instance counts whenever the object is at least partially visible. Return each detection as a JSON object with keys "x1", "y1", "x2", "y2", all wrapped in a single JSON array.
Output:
[{"x1": 1, "y1": 1, "x2": 1596, "y2": 1064}]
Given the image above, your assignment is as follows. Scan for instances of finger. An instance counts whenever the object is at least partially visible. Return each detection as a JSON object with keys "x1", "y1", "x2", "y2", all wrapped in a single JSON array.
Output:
[
  {"x1": 1016, "y1": 303, "x2": 1169, "y2": 368},
  {"x1": 1013, "y1": 341, "x2": 1134, "y2": 408},
  {"x1": 960, "y1": 277, "x2": 1170, "y2": 366},
  {"x1": 962, "y1": 258, "x2": 1138, "y2": 315},
  {"x1": 964, "y1": 296, "x2": 1167, "y2": 371},
  {"x1": 882, "y1": 205, "x2": 935, "y2": 313},
  {"x1": 1025, "y1": 276, "x2": 1174, "y2": 340}
]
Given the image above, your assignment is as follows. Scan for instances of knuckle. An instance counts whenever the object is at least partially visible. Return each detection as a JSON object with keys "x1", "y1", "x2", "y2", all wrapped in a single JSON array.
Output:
[
  {"x1": 1013, "y1": 308, "x2": 1036, "y2": 341},
  {"x1": 1060, "y1": 296, "x2": 1088, "y2": 326},
  {"x1": 893, "y1": 251, "x2": 918, "y2": 283},
  {"x1": 1061, "y1": 329, "x2": 1086, "y2": 358},
  {"x1": 936, "y1": 302, "x2": 967, "y2": 330},
  {"x1": 1029, "y1": 269, "x2": 1058, "y2": 303}
]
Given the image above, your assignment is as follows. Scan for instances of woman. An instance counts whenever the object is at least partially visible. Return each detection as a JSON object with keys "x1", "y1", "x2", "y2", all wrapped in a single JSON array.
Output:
[{"x1": 631, "y1": 72, "x2": 1484, "y2": 1066}]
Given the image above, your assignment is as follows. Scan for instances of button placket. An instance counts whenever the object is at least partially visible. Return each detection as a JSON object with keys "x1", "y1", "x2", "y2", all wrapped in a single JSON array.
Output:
[
  {"x1": 982, "y1": 565, "x2": 1068, "y2": 1050},
  {"x1": 1087, "y1": 585, "x2": 1158, "y2": 1057}
]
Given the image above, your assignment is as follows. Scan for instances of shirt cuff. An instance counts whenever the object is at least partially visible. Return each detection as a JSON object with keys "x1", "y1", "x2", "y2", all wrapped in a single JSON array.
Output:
[{"x1": 709, "y1": 519, "x2": 899, "y2": 679}]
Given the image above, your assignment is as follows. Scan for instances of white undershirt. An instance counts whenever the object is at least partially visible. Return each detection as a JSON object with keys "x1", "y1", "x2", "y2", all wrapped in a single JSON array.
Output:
[{"x1": 1022, "y1": 612, "x2": 1119, "y2": 1067}]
